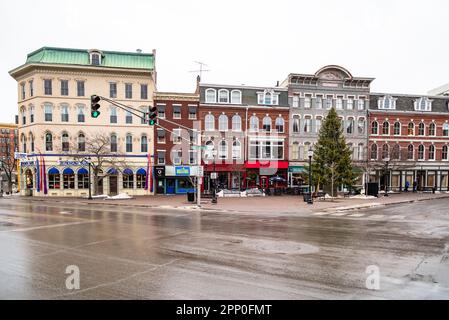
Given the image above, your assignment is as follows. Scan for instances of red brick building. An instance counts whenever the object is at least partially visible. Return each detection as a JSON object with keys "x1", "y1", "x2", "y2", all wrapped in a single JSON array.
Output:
[
  {"x1": 369, "y1": 93, "x2": 449, "y2": 191},
  {"x1": 153, "y1": 92, "x2": 199, "y2": 194},
  {"x1": 199, "y1": 84, "x2": 290, "y2": 192},
  {"x1": 0, "y1": 123, "x2": 18, "y2": 192}
]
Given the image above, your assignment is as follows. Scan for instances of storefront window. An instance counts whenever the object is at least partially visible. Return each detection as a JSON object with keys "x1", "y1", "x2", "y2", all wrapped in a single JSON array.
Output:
[
  {"x1": 77, "y1": 168, "x2": 89, "y2": 189},
  {"x1": 63, "y1": 168, "x2": 75, "y2": 189},
  {"x1": 136, "y1": 169, "x2": 146, "y2": 189},
  {"x1": 123, "y1": 169, "x2": 134, "y2": 189},
  {"x1": 48, "y1": 168, "x2": 60, "y2": 189}
]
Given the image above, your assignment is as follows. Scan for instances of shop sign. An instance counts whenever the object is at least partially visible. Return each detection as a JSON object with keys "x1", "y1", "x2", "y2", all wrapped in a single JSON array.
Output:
[
  {"x1": 155, "y1": 166, "x2": 165, "y2": 178},
  {"x1": 175, "y1": 166, "x2": 191, "y2": 176},
  {"x1": 58, "y1": 160, "x2": 89, "y2": 167},
  {"x1": 20, "y1": 161, "x2": 36, "y2": 167}
]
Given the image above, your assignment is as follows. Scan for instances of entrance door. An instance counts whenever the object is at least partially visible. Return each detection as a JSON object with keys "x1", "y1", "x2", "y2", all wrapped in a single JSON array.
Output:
[
  {"x1": 25, "y1": 169, "x2": 33, "y2": 196},
  {"x1": 166, "y1": 179, "x2": 176, "y2": 194},
  {"x1": 97, "y1": 177, "x2": 104, "y2": 195},
  {"x1": 417, "y1": 171, "x2": 426, "y2": 191},
  {"x1": 109, "y1": 175, "x2": 118, "y2": 196},
  {"x1": 231, "y1": 173, "x2": 240, "y2": 190}
]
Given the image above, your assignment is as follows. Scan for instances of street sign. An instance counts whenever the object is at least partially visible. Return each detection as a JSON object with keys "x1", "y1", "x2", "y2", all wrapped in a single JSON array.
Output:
[
  {"x1": 14, "y1": 152, "x2": 27, "y2": 160},
  {"x1": 155, "y1": 166, "x2": 165, "y2": 178},
  {"x1": 211, "y1": 172, "x2": 218, "y2": 180}
]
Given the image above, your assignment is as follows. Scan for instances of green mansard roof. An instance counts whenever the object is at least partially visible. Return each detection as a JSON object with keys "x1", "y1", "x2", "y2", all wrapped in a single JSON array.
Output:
[{"x1": 24, "y1": 47, "x2": 155, "y2": 70}]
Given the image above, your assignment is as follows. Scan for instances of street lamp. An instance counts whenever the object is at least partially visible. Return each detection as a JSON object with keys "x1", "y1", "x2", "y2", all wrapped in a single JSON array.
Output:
[
  {"x1": 84, "y1": 157, "x2": 93, "y2": 200},
  {"x1": 308, "y1": 146, "x2": 314, "y2": 205},
  {"x1": 384, "y1": 157, "x2": 390, "y2": 197}
]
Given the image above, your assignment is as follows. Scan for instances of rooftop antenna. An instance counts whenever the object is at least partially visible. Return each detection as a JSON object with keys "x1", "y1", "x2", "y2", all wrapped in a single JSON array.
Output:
[{"x1": 189, "y1": 61, "x2": 210, "y2": 81}]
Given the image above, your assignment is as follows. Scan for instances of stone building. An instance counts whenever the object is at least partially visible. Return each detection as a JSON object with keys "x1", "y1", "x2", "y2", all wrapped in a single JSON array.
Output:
[{"x1": 9, "y1": 47, "x2": 156, "y2": 197}]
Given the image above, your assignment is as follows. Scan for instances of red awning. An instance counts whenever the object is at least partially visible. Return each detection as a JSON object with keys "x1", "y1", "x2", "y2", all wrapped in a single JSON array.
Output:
[{"x1": 245, "y1": 161, "x2": 289, "y2": 169}]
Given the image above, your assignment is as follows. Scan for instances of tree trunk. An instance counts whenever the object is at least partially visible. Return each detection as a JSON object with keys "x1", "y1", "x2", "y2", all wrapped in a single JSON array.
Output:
[{"x1": 93, "y1": 174, "x2": 98, "y2": 196}]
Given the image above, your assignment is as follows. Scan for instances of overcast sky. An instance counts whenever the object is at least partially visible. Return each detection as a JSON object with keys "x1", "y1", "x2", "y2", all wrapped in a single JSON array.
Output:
[{"x1": 1, "y1": 0, "x2": 448, "y2": 123}]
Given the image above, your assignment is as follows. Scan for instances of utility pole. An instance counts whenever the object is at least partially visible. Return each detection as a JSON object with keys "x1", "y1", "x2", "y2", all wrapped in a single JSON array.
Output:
[{"x1": 196, "y1": 131, "x2": 202, "y2": 206}]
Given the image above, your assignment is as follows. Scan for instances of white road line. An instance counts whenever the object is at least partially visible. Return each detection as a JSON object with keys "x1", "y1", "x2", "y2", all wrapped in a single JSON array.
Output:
[
  {"x1": 312, "y1": 212, "x2": 331, "y2": 216},
  {"x1": 370, "y1": 215, "x2": 385, "y2": 219},
  {"x1": 330, "y1": 212, "x2": 348, "y2": 216},
  {"x1": 390, "y1": 215, "x2": 405, "y2": 220},
  {"x1": 0, "y1": 220, "x2": 98, "y2": 233},
  {"x1": 348, "y1": 213, "x2": 366, "y2": 218}
]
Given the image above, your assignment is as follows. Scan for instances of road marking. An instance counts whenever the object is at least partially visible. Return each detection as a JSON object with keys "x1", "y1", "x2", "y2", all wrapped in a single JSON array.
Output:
[
  {"x1": 390, "y1": 215, "x2": 405, "y2": 220},
  {"x1": 60, "y1": 211, "x2": 72, "y2": 215},
  {"x1": 330, "y1": 212, "x2": 348, "y2": 216},
  {"x1": 348, "y1": 213, "x2": 366, "y2": 218},
  {"x1": 370, "y1": 215, "x2": 385, "y2": 219},
  {"x1": 312, "y1": 212, "x2": 330, "y2": 216},
  {"x1": 0, "y1": 220, "x2": 98, "y2": 233}
]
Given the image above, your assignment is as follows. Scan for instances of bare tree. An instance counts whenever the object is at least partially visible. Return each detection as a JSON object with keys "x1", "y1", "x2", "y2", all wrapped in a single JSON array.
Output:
[
  {"x1": 0, "y1": 145, "x2": 17, "y2": 193},
  {"x1": 66, "y1": 132, "x2": 130, "y2": 195}
]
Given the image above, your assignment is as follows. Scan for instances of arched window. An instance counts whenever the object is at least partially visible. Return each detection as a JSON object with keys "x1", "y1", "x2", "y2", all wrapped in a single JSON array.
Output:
[
  {"x1": 264, "y1": 92, "x2": 272, "y2": 105},
  {"x1": 347, "y1": 117, "x2": 354, "y2": 134},
  {"x1": 218, "y1": 140, "x2": 227, "y2": 159},
  {"x1": 126, "y1": 134, "x2": 133, "y2": 153},
  {"x1": 382, "y1": 121, "x2": 390, "y2": 135},
  {"x1": 263, "y1": 116, "x2": 271, "y2": 132},
  {"x1": 141, "y1": 135, "x2": 148, "y2": 153},
  {"x1": 204, "y1": 140, "x2": 214, "y2": 160},
  {"x1": 418, "y1": 145, "x2": 425, "y2": 160},
  {"x1": 30, "y1": 134, "x2": 35, "y2": 152},
  {"x1": 232, "y1": 140, "x2": 241, "y2": 159},
  {"x1": 382, "y1": 144, "x2": 389, "y2": 159},
  {"x1": 443, "y1": 146, "x2": 448, "y2": 161},
  {"x1": 443, "y1": 123, "x2": 449, "y2": 137},
  {"x1": 292, "y1": 116, "x2": 300, "y2": 133},
  {"x1": 275, "y1": 117, "x2": 285, "y2": 133},
  {"x1": 205, "y1": 89, "x2": 216, "y2": 103},
  {"x1": 429, "y1": 122, "x2": 436, "y2": 136},
  {"x1": 232, "y1": 114, "x2": 242, "y2": 132},
  {"x1": 61, "y1": 133, "x2": 69, "y2": 152},
  {"x1": 20, "y1": 106, "x2": 26, "y2": 125},
  {"x1": 77, "y1": 168, "x2": 89, "y2": 189},
  {"x1": 218, "y1": 114, "x2": 228, "y2": 131},
  {"x1": 408, "y1": 122, "x2": 415, "y2": 135},
  {"x1": 63, "y1": 168, "x2": 75, "y2": 189},
  {"x1": 429, "y1": 145, "x2": 435, "y2": 160},
  {"x1": 407, "y1": 145, "x2": 414, "y2": 160},
  {"x1": 45, "y1": 133, "x2": 53, "y2": 151},
  {"x1": 394, "y1": 122, "x2": 401, "y2": 135},
  {"x1": 231, "y1": 90, "x2": 242, "y2": 104},
  {"x1": 303, "y1": 142, "x2": 311, "y2": 160},
  {"x1": 122, "y1": 169, "x2": 134, "y2": 189},
  {"x1": 250, "y1": 116, "x2": 259, "y2": 132},
  {"x1": 30, "y1": 105, "x2": 35, "y2": 123},
  {"x1": 218, "y1": 89, "x2": 229, "y2": 103},
  {"x1": 136, "y1": 168, "x2": 147, "y2": 189},
  {"x1": 205, "y1": 114, "x2": 215, "y2": 131},
  {"x1": 292, "y1": 142, "x2": 300, "y2": 160},
  {"x1": 418, "y1": 122, "x2": 425, "y2": 136},
  {"x1": 370, "y1": 144, "x2": 378, "y2": 160},
  {"x1": 78, "y1": 133, "x2": 85, "y2": 152},
  {"x1": 21, "y1": 134, "x2": 26, "y2": 153},
  {"x1": 48, "y1": 168, "x2": 60, "y2": 189},
  {"x1": 110, "y1": 134, "x2": 117, "y2": 152},
  {"x1": 371, "y1": 121, "x2": 379, "y2": 135},
  {"x1": 392, "y1": 144, "x2": 400, "y2": 160},
  {"x1": 347, "y1": 143, "x2": 354, "y2": 159}
]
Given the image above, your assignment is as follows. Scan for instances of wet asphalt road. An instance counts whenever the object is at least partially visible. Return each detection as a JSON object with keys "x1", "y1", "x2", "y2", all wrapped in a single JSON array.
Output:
[{"x1": 0, "y1": 197, "x2": 448, "y2": 300}]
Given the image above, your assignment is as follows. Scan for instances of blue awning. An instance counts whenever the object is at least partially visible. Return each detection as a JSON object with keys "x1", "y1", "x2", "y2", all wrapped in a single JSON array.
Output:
[
  {"x1": 78, "y1": 168, "x2": 88, "y2": 175},
  {"x1": 123, "y1": 168, "x2": 133, "y2": 175},
  {"x1": 63, "y1": 168, "x2": 74, "y2": 175},
  {"x1": 48, "y1": 168, "x2": 59, "y2": 175},
  {"x1": 137, "y1": 168, "x2": 146, "y2": 175},
  {"x1": 108, "y1": 168, "x2": 118, "y2": 175}
]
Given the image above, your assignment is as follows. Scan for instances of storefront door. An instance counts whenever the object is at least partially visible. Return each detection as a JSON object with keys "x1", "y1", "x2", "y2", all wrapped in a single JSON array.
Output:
[
  {"x1": 260, "y1": 176, "x2": 268, "y2": 189},
  {"x1": 109, "y1": 175, "x2": 118, "y2": 196},
  {"x1": 231, "y1": 173, "x2": 240, "y2": 190},
  {"x1": 166, "y1": 179, "x2": 176, "y2": 194}
]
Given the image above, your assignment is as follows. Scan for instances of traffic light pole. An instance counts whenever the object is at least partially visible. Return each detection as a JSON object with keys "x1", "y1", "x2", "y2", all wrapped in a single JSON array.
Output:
[{"x1": 197, "y1": 131, "x2": 202, "y2": 206}]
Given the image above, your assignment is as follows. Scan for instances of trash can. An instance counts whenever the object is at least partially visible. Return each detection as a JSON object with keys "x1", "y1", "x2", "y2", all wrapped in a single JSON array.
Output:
[
  {"x1": 365, "y1": 183, "x2": 379, "y2": 197},
  {"x1": 187, "y1": 192, "x2": 195, "y2": 203},
  {"x1": 303, "y1": 193, "x2": 312, "y2": 203}
]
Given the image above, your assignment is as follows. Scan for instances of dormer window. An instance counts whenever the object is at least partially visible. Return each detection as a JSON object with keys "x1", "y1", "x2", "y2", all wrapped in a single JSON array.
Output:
[
  {"x1": 258, "y1": 89, "x2": 280, "y2": 105},
  {"x1": 378, "y1": 95, "x2": 396, "y2": 110},
  {"x1": 414, "y1": 97, "x2": 432, "y2": 111},
  {"x1": 89, "y1": 50, "x2": 103, "y2": 66}
]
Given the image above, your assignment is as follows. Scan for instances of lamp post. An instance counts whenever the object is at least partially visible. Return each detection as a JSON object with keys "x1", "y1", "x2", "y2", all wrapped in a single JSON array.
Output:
[
  {"x1": 384, "y1": 157, "x2": 390, "y2": 197},
  {"x1": 308, "y1": 146, "x2": 314, "y2": 205},
  {"x1": 212, "y1": 150, "x2": 217, "y2": 204},
  {"x1": 84, "y1": 157, "x2": 93, "y2": 200}
]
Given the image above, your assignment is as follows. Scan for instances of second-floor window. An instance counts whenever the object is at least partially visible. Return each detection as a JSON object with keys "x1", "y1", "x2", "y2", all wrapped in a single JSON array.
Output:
[
  {"x1": 78, "y1": 106, "x2": 85, "y2": 122},
  {"x1": 141, "y1": 84, "x2": 148, "y2": 99},
  {"x1": 219, "y1": 114, "x2": 228, "y2": 132},
  {"x1": 443, "y1": 123, "x2": 449, "y2": 137},
  {"x1": 141, "y1": 135, "x2": 148, "y2": 153},
  {"x1": 394, "y1": 122, "x2": 401, "y2": 135},
  {"x1": 125, "y1": 83, "x2": 132, "y2": 99},
  {"x1": 173, "y1": 105, "x2": 181, "y2": 119},
  {"x1": 263, "y1": 116, "x2": 271, "y2": 132},
  {"x1": 110, "y1": 83, "x2": 117, "y2": 98},
  {"x1": 205, "y1": 114, "x2": 215, "y2": 131},
  {"x1": 61, "y1": 105, "x2": 69, "y2": 122},
  {"x1": 44, "y1": 79, "x2": 52, "y2": 95},
  {"x1": 44, "y1": 105, "x2": 53, "y2": 122},
  {"x1": 77, "y1": 81, "x2": 85, "y2": 96},
  {"x1": 110, "y1": 107, "x2": 117, "y2": 123},
  {"x1": 126, "y1": 111, "x2": 133, "y2": 124},
  {"x1": 60, "y1": 80, "x2": 69, "y2": 96},
  {"x1": 292, "y1": 116, "x2": 300, "y2": 133},
  {"x1": 126, "y1": 134, "x2": 133, "y2": 152},
  {"x1": 189, "y1": 106, "x2": 197, "y2": 119},
  {"x1": 110, "y1": 134, "x2": 118, "y2": 152}
]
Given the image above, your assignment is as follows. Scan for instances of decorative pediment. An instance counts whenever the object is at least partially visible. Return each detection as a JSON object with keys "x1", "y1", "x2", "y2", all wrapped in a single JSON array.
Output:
[{"x1": 315, "y1": 65, "x2": 353, "y2": 81}]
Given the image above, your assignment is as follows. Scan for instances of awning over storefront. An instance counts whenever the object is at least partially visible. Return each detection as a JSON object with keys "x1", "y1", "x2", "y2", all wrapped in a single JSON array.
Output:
[
  {"x1": 245, "y1": 161, "x2": 289, "y2": 169},
  {"x1": 48, "y1": 168, "x2": 59, "y2": 175},
  {"x1": 78, "y1": 168, "x2": 88, "y2": 175},
  {"x1": 203, "y1": 163, "x2": 246, "y2": 172},
  {"x1": 137, "y1": 168, "x2": 147, "y2": 175},
  {"x1": 123, "y1": 168, "x2": 133, "y2": 175},
  {"x1": 63, "y1": 168, "x2": 74, "y2": 175},
  {"x1": 289, "y1": 166, "x2": 306, "y2": 173}
]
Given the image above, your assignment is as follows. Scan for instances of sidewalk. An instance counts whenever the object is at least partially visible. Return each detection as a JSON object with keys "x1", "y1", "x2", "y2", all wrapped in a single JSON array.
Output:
[{"x1": 18, "y1": 192, "x2": 449, "y2": 215}]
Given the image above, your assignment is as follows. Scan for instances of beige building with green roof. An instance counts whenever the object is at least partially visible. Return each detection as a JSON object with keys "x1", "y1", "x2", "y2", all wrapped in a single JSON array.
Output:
[{"x1": 9, "y1": 47, "x2": 157, "y2": 197}]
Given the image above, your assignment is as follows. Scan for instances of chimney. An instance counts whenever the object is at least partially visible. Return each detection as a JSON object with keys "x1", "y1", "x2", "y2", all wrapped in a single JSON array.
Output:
[
  {"x1": 276, "y1": 81, "x2": 279, "y2": 87},
  {"x1": 195, "y1": 75, "x2": 201, "y2": 94},
  {"x1": 136, "y1": 49, "x2": 142, "y2": 53}
]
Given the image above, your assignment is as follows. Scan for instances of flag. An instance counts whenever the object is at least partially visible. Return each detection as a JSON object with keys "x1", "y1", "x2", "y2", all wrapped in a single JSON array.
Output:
[{"x1": 36, "y1": 157, "x2": 41, "y2": 193}]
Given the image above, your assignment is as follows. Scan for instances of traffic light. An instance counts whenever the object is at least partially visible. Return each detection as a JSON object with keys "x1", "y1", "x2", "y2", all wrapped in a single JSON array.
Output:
[
  {"x1": 148, "y1": 106, "x2": 157, "y2": 125},
  {"x1": 91, "y1": 95, "x2": 101, "y2": 118}
]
